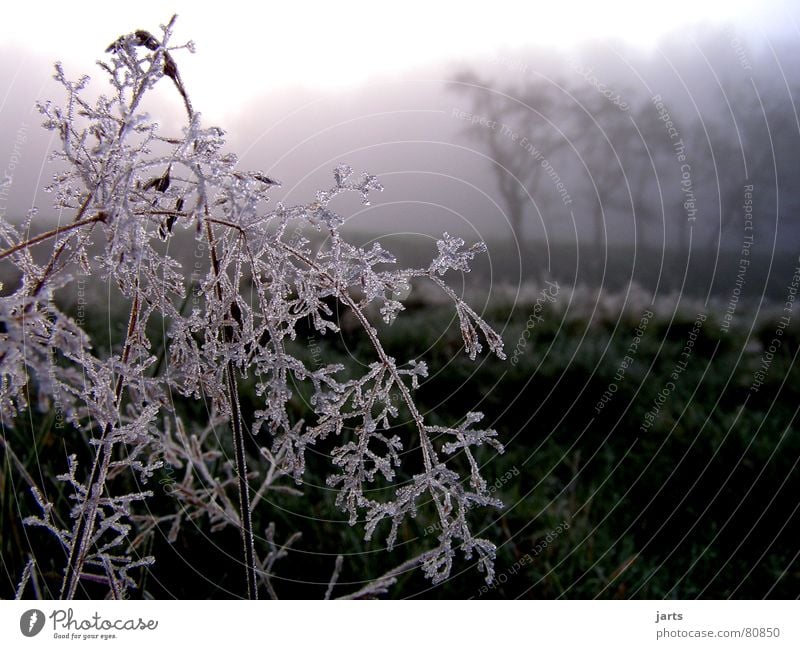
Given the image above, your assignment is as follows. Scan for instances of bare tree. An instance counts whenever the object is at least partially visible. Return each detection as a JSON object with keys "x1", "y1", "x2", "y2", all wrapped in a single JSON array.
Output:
[{"x1": 451, "y1": 71, "x2": 574, "y2": 277}]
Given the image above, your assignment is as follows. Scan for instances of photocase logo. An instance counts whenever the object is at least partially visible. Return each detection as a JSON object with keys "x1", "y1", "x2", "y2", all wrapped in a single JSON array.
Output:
[{"x1": 20, "y1": 609, "x2": 45, "y2": 637}]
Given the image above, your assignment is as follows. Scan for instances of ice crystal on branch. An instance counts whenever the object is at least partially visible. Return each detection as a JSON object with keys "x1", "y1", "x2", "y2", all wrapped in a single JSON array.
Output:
[{"x1": 0, "y1": 15, "x2": 506, "y2": 598}]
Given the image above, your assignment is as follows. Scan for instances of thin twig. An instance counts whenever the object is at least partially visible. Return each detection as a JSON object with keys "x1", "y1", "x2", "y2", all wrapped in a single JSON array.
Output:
[
  {"x1": 336, "y1": 550, "x2": 436, "y2": 600},
  {"x1": 60, "y1": 284, "x2": 142, "y2": 600},
  {"x1": 27, "y1": 190, "x2": 96, "y2": 303},
  {"x1": 324, "y1": 555, "x2": 344, "y2": 600},
  {"x1": 15, "y1": 557, "x2": 36, "y2": 599},
  {"x1": 259, "y1": 524, "x2": 302, "y2": 600},
  {"x1": 0, "y1": 213, "x2": 104, "y2": 262},
  {"x1": 204, "y1": 218, "x2": 258, "y2": 599}
]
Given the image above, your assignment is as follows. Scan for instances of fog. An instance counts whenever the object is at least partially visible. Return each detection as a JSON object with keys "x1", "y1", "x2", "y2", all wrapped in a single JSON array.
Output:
[{"x1": 1, "y1": 8, "x2": 799, "y2": 295}]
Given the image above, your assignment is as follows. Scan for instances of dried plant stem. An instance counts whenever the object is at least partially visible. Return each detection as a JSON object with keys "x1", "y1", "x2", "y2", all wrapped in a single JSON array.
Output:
[
  {"x1": 204, "y1": 220, "x2": 258, "y2": 599},
  {"x1": 60, "y1": 285, "x2": 141, "y2": 600},
  {"x1": 0, "y1": 433, "x2": 39, "y2": 493},
  {"x1": 7, "y1": 16, "x2": 505, "y2": 599},
  {"x1": 324, "y1": 555, "x2": 344, "y2": 599},
  {"x1": 0, "y1": 213, "x2": 104, "y2": 262},
  {"x1": 226, "y1": 364, "x2": 258, "y2": 599},
  {"x1": 337, "y1": 550, "x2": 437, "y2": 600},
  {"x1": 58, "y1": 30, "x2": 183, "y2": 599},
  {"x1": 14, "y1": 557, "x2": 36, "y2": 599},
  {"x1": 27, "y1": 190, "x2": 96, "y2": 302},
  {"x1": 278, "y1": 241, "x2": 436, "y2": 468}
]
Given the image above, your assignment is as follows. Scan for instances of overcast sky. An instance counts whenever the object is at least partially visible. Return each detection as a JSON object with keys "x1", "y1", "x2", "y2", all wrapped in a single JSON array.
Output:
[
  {"x1": 2, "y1": 0, "x2": 799, "y2": 121},
  {"x1": 1, "y1": 0, "x2": 799, "y2": 253}
]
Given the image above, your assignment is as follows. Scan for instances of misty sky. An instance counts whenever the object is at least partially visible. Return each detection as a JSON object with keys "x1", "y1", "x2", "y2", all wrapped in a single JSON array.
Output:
[
  {"x1": 1, "y1": 0, "x2": 799, "y2": 265},
  {"x1": 2, "y1": 0, "x2": 798, "y2": 120}
]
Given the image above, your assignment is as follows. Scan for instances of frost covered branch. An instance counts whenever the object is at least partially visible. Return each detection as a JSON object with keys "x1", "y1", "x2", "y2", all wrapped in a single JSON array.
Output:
[{"x1": 1, "y1": 15, "x2": 506, "y2": 599}]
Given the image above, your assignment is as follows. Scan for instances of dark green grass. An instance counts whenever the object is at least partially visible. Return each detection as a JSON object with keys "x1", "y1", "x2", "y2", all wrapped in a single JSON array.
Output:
[{"x1": 2, "y1": 291, "x2": 798, "y2": 599}]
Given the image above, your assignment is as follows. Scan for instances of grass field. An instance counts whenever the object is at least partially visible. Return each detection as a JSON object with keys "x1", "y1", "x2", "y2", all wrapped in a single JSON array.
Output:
[{"x1": 3, "y1": 271, "x2": 797, "y2": 598}]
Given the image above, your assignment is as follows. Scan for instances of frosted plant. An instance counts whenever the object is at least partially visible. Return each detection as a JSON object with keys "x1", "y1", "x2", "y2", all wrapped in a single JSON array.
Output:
[{"x1": 0, "y1": 16, "x2": 505, "y2": 599}]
